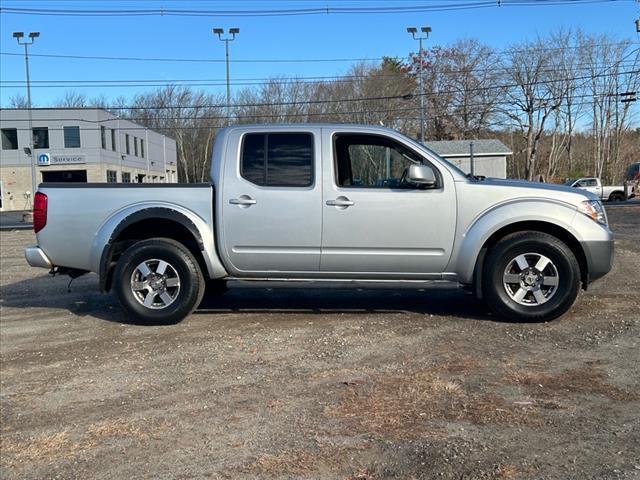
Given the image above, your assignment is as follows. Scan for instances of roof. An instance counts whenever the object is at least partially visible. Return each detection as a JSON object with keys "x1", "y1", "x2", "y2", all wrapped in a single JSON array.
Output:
[{"x1": 424, "y1": 139, "x2": 512, "y2": 157}]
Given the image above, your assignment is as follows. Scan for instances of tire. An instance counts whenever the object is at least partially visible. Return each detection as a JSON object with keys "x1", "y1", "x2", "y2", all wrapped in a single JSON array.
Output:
[
  {"x1": 113, "y1": 238, "x2": 205, "y2": 325},
  {"x1": 482, "y1": 231, "x2": 581, "y2": 322},
  {"x1": 608, "y1": 192, "x2": 625, "y2": 202}
]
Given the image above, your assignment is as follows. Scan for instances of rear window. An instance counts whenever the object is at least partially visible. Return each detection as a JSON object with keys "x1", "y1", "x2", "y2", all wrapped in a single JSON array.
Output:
[{"x1": 240, "y1": 132, "x2": 313, "y2": 187}]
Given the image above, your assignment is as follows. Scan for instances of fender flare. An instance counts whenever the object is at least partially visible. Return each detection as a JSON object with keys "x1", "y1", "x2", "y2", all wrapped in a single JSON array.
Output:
[
  {"x1": 450, "y1": 198, "x2": 582, "y2": 284},
  {"x1": 97, "y1": 207, "x2": 206, "y2": 292}
]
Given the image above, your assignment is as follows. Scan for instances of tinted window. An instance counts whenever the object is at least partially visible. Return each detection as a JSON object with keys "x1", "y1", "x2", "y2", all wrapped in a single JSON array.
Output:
[
  {"x1": 33, "y1": 127, "x2": 49, "y2": 149},
  {"x1": 241, "y1": 133, "x2": 313, "y2": 187},
  {"x1": 64, "y1": 126, "x2": 81, "y2": 148},
  {"x1": 1, "y1": 128, "x2": 18, "y2": 150},
  {"x1": 334, "y1": 134, "x2": 425, "y2": 188}
]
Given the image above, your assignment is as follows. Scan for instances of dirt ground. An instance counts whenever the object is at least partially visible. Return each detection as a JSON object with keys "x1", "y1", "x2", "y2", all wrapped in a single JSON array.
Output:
[{"x1": 1, "y1": 205, "x2": 638, "y2": 480}]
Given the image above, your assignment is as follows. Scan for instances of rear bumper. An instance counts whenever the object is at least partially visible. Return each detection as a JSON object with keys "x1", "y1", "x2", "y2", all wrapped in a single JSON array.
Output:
[
  {"x1": 24, "y1": 245, "x2": 53, "y2": 269},
  {"x1": 581, "y1": 239, "x2": 614, "y2": 282}
]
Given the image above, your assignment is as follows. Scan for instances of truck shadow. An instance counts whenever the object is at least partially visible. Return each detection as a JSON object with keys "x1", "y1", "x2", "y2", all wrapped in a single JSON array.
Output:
[{"x1": 1, "y1": 275, "x2": 502, "y2": 325}]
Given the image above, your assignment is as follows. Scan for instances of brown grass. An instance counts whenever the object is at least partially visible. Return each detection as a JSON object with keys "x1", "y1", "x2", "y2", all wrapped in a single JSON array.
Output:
[
  {"x1": 242, "y1": 445, "x2": 365, "y2": 477},
  {"x1": 509, "y1": 366, "x2": 635, "y2": 401},
  {"x1": 326, "y1": 369, "x2": 539, "y2": 439},
  {"x1": 495, "y1": 463, "x2": 520, "y2": 479},
  {"x1": 1, "y1": 431, "x2": 80, "y2": 462},
  {"x1": 1, "y1": 418, "x2": 171, "y2": 465}
]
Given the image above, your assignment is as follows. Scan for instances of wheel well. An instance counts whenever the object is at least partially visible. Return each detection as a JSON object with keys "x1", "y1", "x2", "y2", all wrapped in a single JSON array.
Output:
[
  {"x1": 477, "y1": 221, "x2": 589, "y2": 288},
  {"x1": 608, "y1": 190, "x2": 624, "y2": 200},
  {"x1": 102, "y1": 218, "x2": 207, "y2": 292}
]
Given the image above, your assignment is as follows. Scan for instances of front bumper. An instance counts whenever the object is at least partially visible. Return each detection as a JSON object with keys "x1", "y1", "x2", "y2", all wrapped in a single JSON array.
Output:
[
  {"x1": 24, "y1": 245, "x2": 53, "y2": 269},
  {"x1": 581, "y1": 239, "x2": 614, "y2": 282}
]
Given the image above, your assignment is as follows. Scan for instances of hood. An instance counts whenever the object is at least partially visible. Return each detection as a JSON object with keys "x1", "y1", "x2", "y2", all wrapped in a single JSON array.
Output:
[{"x1": 475, "y1": 177, "x2": 599, "y2": 204}]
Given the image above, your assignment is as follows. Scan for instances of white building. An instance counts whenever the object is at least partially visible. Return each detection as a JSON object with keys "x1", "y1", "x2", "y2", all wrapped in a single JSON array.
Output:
[
  {"x1": 0, "y1": 108, "x2": 178, "y2": 211},
  {"x1": 425, "y1": 139, "x2": 511, "y2": 179}
]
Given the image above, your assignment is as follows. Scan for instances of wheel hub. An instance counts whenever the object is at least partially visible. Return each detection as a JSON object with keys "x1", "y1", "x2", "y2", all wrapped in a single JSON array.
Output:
[
  {"x1": 503, "y1": 253, "x2": 559, "y2": 307},
  {"x1": 130, "y1": 259, "x2": 181, "y2": 310}
]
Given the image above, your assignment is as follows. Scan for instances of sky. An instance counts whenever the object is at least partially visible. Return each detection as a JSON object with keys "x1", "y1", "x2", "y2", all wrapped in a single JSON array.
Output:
[{"x1": 0, "y1": 0, "x2": 639, "y2": 107}]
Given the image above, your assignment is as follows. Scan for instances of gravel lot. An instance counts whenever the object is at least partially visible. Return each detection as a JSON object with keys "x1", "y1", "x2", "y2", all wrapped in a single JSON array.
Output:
[{"x1": 1, "y1": 205, "x2": 638, "y2": 480}]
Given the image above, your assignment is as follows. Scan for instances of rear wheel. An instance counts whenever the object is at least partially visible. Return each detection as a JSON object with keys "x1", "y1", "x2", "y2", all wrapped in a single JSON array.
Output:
[
  {"x1": 113, "y1": 238, "x2": 205, "y2": 324},
  {"x1": 482, "y1": 232, "x2": 581, "y2": 322},
  {"x1": 608, "y1": 192, "x2": 625, "y2": 202}
]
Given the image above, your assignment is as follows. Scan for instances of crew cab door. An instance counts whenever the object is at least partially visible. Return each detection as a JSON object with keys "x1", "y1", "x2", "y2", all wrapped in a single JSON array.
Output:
[
  {"x1": 219, "y1": 128, "x2": 322, "y2": 274},
  {"x1": 573, "y1": 178, "x2": 601, "y2": 198},
  {"x1": 320, "y1": 130, "x2": 457, "y2": 276}
]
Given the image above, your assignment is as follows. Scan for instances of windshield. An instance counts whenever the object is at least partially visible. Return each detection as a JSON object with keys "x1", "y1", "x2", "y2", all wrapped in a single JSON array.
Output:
[{"x1": 564, "y1": 179, "x2": 576, "y2": 186}]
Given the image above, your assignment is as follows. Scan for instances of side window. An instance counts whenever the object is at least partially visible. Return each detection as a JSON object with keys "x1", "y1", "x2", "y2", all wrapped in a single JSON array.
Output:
[
  {"x1": 334, "y1": 134, "x2": 424, "y2": 188},
  {"x1": 64, "y1": 126, "x2": 81, "y2": 148},
  {"x1": 240, "y1": 132, "x2": 313, "y2": 187},
  {"x1": 578, "y1": 179, "x2": 597, "y2": 187},
  {"x1": 33, "y1": 127, "x2": 49, "y2": 149},
  {"x1": 1, "y1": 128, "x2": 18, "y2": 150}
]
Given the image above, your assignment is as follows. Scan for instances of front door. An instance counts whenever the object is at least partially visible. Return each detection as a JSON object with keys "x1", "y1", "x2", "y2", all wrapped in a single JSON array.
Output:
[
  {"x1": 320, "y1": 130, "x2": 457, "y2": 276},
  {"x1": 221, "y1": 129, "x2": 322, "y2": 275}
]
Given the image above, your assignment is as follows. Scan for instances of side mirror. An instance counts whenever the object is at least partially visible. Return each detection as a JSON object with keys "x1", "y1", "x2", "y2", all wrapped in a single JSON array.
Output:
[{"x1": 407, "y1": 164, "x2": 436, "y2": 187}]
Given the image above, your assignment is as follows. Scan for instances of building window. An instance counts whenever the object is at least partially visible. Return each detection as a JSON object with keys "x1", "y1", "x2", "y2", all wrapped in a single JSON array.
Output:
[
  {"x1": 1, "y1": 128, "x2": 18, "y2": 150},
  {"x1": 121, "y1": 172, "x2": 131, "y2": 183},
  {"x1": 134, "y1": 137, "x2": 138, "y2": 157},
  {"x1": 125, "y1": 134, "x2": 130, "y2": 154},
  {"x1": 63, "y1": 126, "x2": 81, "y2": 148},
  {"x1": 106, "y1": 170, "x2": 117, "y2": 183},
  {"x1": 240, "y1": 132, "x2": 313, "y2": 187},
  {"x1": 111, "y1": 129, "x2": 116, "y2": 151},
  {"x1": 33, "y1": 127, "x2": 49, "y2": 149},
  {"x1": 140, "y1": 139, "x2": 145, "y2": 158},
  {"x1": 101, "y1": 126, "x2": 106, "y2": 149}
]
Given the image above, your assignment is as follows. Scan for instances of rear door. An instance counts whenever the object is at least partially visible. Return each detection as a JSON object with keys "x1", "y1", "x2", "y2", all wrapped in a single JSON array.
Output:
[
  {"x1": 320, "y1": 129, "x2": 457, "y2": 276},
  {"x1": 220, "y1": 128, "x2": 322, "y2": 275}
]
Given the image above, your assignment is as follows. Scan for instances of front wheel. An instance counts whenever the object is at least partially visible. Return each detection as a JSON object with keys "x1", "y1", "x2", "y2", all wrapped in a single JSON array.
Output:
[
  {"x1": 113, "y1": 238, "x2": 205, "y2": 324},
  {"x1": 482, "y1": 232, "x2": 581, "y2": 322}
]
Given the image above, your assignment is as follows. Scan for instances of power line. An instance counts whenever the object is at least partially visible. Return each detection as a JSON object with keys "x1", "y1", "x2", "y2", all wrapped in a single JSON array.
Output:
[
  {"x1": 2, "y1": 96, "x2": 628, "y2": 132},
  {"x1": 3, "y1": 67, "x2": 635, "y2": 111},
  {"x1": 0, "y1": 0, "x2": 632, "y2": 17},
  {"x1": 1, "y1": 41, "x2": 636, "y2": 64},
  {"x1": 2, "y1": 61, "x2": 637, "y2": 89}
]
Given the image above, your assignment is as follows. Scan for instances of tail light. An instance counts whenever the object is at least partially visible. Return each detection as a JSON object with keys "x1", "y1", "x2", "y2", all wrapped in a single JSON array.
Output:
[{"x1": 33, "y1": 192, "x2": 48, "y2": 233}]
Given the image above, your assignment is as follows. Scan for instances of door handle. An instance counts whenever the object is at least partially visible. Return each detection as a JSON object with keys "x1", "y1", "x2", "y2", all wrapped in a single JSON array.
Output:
[
  {"x1": 326, "y1": 197, "x2": 355, "y2": 207},
  {"x1": 229, "y1": 195, "x2": 257, "y2": 206}
]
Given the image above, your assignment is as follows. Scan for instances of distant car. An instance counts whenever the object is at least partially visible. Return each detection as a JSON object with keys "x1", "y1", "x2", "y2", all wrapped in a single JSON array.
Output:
[
  {"x1": 624, "y1": 163, "x2": 640, "y2": 182},
  {"x1": 564, "y1": 177, "x2": 629, "y2": 202}
]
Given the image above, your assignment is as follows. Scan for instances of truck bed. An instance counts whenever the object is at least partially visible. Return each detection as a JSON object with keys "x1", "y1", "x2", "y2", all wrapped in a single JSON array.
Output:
[{"x1": 36, "y1": 183, "x2": 215, "y2": 274}]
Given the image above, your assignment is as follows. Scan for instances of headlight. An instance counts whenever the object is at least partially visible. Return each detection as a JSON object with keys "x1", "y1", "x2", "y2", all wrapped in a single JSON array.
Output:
[{"x1": 578, "y1": 200, "x2": 607, "y2": 226}]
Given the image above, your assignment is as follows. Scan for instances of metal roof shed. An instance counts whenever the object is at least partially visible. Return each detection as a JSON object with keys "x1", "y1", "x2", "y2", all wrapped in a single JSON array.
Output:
[{"x1": 424, "y1": 139, "x2": 512, "y2": 179}]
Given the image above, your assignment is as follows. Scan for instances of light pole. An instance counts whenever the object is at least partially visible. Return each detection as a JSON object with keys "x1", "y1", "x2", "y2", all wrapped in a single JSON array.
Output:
[
  {"x1": 407, "y1": 26, "x2": 431, "y2": 144},
  {"x1": 213, "y1": 27, "x2": 239, "y2": 126},
  {"x1": 13, "y1": 31, "x2": 39, "y2": 203}
]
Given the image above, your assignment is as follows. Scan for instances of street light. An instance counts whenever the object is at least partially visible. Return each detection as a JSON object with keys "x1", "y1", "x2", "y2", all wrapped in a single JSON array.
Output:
[
  {"x1": 407, "y1": 25, "x2": 431, "y2": 143},
  {"x1": 13, "y1": 31, "x2": 40, "y2": 205},
  {"x1": 213, "y1": 27, "x2": 240, "y2": 126}
]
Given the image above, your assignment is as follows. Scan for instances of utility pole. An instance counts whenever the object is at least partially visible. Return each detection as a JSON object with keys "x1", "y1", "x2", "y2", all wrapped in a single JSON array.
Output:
[
  {"x1": 213, "y1": 28, "x2": 239, "y2": 126},
  {"x1": 13, "y1": 31, "x2": 39, "y2": 204},
  {"x1": 406, "y1": 26, "x2": 431, "y2": 144}
]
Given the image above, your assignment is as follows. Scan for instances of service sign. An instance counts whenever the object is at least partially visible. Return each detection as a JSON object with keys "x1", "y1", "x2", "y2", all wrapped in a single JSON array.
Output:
[
  {"x1": 37, "y1": 154, "x2": 86, "y2": 166},
  {"x1": 37, "y1": 153, "x2": 50, "y2": 166}
]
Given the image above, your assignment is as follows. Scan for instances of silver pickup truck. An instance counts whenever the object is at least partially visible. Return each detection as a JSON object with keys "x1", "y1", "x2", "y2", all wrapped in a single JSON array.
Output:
[{"x1": 25, "y1": 124, "x2": 614, "y2": 324}]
